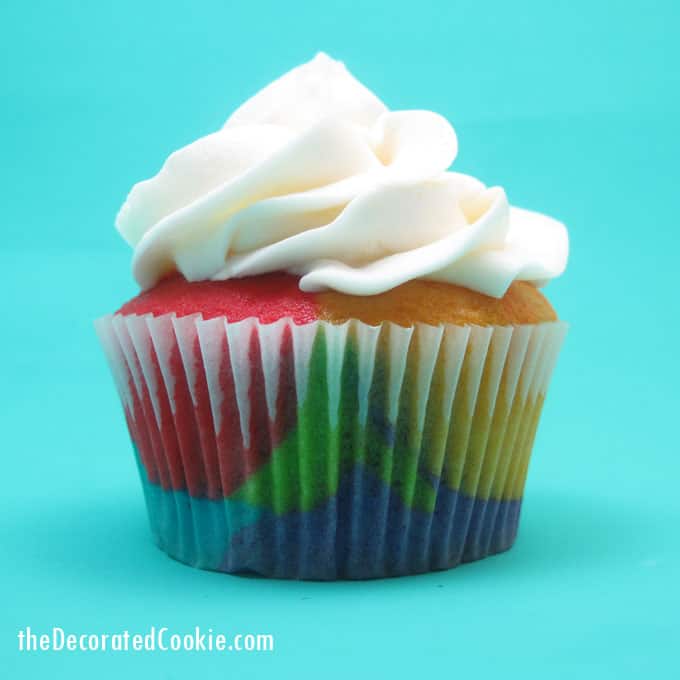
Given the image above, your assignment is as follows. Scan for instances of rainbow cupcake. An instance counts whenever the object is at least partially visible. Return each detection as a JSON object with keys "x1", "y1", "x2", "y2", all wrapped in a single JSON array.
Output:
[{"x1": 96, "y1": 53, "x2": 568, "y2": 579}]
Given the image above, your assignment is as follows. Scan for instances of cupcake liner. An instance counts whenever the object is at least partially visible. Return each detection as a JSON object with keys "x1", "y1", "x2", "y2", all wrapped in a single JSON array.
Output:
[{"x1": 95, "y1": 312, "x2": 567, "y2": 579}]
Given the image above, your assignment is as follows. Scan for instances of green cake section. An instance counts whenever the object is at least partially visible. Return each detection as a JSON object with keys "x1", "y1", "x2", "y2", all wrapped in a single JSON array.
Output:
[
  {"x1": 232, "y1": 327, "x2": 352, "y2": 513},
  {"x1": 228, "y1": 324, "x2": 545, "y2": 516},
  {"x1": 367, "y1": 327, "x2": 442, "y2": 514}
]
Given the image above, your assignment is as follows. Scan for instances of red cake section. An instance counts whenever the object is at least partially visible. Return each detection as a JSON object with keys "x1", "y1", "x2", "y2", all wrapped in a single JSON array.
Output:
[{"x1": 118, "y1": 273, "x2": 320, "y2": 324}]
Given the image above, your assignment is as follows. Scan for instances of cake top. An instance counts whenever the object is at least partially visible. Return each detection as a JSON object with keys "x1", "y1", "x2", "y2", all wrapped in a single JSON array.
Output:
[{"x1": 116, "y1": 53, "x2": 568, "y2": 298}]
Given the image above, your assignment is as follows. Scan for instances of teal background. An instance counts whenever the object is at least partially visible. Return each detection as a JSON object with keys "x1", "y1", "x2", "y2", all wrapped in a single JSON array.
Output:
[{"x1": 1, "y1": 0, "x2": 678, "y2": 677}]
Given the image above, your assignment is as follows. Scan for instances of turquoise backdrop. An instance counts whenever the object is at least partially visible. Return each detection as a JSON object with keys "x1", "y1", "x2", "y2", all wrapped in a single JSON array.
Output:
[{"x1": 1, "y1": 0, "x2": 678, "y2": 678}]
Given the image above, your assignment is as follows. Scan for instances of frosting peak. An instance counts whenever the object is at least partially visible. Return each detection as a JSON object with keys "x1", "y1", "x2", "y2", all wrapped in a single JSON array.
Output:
[
  {"x1": 117, "y1": 53, "x2": 568, "y2": 297},
  {"x1": 225, "y1": 52, "x2": 387, "y2": 132}
]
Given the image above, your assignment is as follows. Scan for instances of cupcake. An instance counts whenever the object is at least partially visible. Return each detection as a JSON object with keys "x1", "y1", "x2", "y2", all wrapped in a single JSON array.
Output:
[{"x1": 96, "y1": 53, "x2": 568, "y2": 579}]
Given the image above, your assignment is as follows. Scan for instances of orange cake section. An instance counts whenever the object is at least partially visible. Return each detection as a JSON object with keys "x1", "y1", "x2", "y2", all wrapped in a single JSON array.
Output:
[{"x1": 317, "y1": 279, "x2": 557, "y2": 326}]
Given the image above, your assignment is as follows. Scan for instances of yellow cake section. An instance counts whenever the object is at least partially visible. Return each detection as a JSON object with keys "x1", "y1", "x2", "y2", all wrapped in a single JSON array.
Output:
[{"x1": 317, "y1": 280, "x2": 557, "y2": 327}]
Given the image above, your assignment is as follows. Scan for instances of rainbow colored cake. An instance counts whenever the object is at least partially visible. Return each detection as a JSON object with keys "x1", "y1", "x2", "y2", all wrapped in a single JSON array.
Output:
[{"x1": 97, "y1": 54, "x2": 569, "y2": 579}]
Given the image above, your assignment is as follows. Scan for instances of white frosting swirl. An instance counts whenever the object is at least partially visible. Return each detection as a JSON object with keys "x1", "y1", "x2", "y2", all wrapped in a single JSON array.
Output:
[{"x1": 117, "y1": 53, "x2": 568, "y2": 297}]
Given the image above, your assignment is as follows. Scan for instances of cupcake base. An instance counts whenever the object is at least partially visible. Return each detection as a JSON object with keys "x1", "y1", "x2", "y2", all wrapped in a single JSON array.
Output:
[
  {"x1": 138, "y1": 451, "x2": 522, "y2": 579},
  {"x1": 96, "y1": 312, "x2": 566, "y2": 580}
]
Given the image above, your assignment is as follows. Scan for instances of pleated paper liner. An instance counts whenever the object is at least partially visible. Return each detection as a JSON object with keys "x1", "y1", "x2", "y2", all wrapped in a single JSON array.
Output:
[{"x1": 95, "y1": 312, "x2": 567, "y2": 579}]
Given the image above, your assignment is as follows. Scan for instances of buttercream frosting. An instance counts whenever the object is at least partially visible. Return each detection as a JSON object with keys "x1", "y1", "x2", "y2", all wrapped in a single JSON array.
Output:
[{"x1": 116, "y1": 53, "x2": 568, "y2": 297}]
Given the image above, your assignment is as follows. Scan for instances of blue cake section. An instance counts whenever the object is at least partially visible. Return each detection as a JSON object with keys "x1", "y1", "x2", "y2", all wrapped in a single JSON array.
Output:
[{"x1": 136, "y1": 454, "x2": 522, "y2": 579}]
